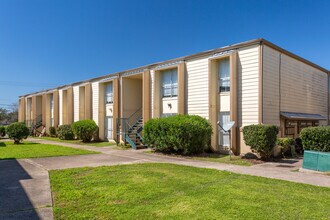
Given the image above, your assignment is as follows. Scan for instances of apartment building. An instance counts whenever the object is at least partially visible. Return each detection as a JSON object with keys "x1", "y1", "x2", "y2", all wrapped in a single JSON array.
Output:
[{"x1": 18, "y1": 39, "x2": 330, "y2": 154}]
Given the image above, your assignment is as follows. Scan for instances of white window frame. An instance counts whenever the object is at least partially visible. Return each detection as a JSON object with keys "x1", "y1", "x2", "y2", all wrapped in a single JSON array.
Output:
[
  {"x1": 218, "y1": 58, "x2": 230, "y2": 93},
  {"x1": 161, "y1": 69, "x2": 178, "y2": 98}
]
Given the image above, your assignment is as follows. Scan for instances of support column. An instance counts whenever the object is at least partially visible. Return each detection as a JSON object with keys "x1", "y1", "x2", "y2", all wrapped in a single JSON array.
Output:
[
  {"x1": 230, "y1": 52, "x2": 238, "y2": 155},
  {"x1": 143, "y1": 70, "x2": 151, "y2": 123},
  {"x1": 32, "y1": 96, "x2": 37, "y2": 122},
  {"x1": 113, "y1": 78, "x2": 119, "y2": 140},
  {"x1": 18, "y1": 98, "x2": 26, "y2": 122},
  {"x1": 53, "y1": 90, "x2": 59, "y2": 128},
  {"x1": 67, "y1": 88, "x2": 74, "y2": 124},
  {"x1": 177, "y1": 62, "x2": 186, "y2": 115},
  {"x1": 98, "y1": 83, "x2": 105, "y2": 140},
  {"x1": 153, "y1": 71, "x2": 161, "y2": 118},
  {"x1": 42, "y1": 94, "x2": 47, "y2": 126},
  {"x1": 208, "y1": 60, "x2": 219, "y2": 152},
  {"x1": 85, "y1": 83, "x2": 92, "y2": 119}
]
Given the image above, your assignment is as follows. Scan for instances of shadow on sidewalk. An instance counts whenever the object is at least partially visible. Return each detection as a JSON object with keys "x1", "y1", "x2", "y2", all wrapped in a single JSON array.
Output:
[{"x1": 0, "y1": 159, "x2": 40, "y2": 220}]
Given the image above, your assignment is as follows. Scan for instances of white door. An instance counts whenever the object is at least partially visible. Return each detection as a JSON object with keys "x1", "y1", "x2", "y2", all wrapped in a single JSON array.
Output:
[
  {"x1": 218, "y1": 111, "x2": 230, "y2": 150},
  {"x1": 105, "y1": 116, "x2": 113, "y2": 139}
]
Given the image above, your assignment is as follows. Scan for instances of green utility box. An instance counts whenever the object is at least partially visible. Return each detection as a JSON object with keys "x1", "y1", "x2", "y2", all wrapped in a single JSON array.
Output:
[{"x1": 302, "y1": 150, "x2": 330, "y2": 172}]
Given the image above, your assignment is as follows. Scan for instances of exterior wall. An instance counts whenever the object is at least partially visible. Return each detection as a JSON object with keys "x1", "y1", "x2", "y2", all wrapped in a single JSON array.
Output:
[
  {"x1": 263, "y1": 45, "x2": 329, "y2": 126},
  {"x1": 186, "y1": 57, "x2": 209, "y2": 119},
  {"x1": 92, "y1": 82, "x2": 99, "y2": 125},
  {"x1": 73, "y1": 86, "x2": 79, "y2": 122},
  {"x1": 59, "y1": 90, "x2": 63, "y2": 125},
  {"x1": 237, "y1": 45, "x2": 260, "y2": 127},
  {"x1": 151, "y1": 70, "x2": 155, "y2": 118},
  {"x1": 162, "y1": 97, "x2": 178, "y2": 114},
  {"x1": 79, "y1": 86, "x2": 85, "y2": 120},
  {"x1": 262, "y1": 46, "x2": 281, "y2": 125},
  {"x1": 121, "y1": 77, "x2": 142, "y2": 118}
]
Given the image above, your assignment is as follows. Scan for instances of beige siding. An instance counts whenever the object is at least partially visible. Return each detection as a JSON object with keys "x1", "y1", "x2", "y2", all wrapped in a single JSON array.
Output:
[
  {"x1": 238, "y1": 45, "x2": 259, "y2": 126},
  {"x1": 92, "y1": 82, "x2": 99, "y2": 125},
  {"x1": 186, "y1": 57, "x2": 209, "y2": 119},
  {"x1": 73, "y1": 86, "x2": 79, "y2": 122},
  {"x1": 263, "y1": 45, "x2": 328, "y2": 126},
  {"x1": 59, "y1": 90, "x2": 63, "y2": 125},
  {"x1": 280, "y1": 53, "x2": 328, "y2": 125},
  {"x1": 263, "y1": 45, "x2": 281, "y2": 125},
  {"x1": 150, "y1": 70, "x2": 155, "y2": 118}
]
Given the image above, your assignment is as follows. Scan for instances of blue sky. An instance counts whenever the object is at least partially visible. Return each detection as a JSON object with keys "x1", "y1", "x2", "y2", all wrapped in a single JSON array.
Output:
[{"x1": 0, "y1": 0, "x2": 329, "y2": 108}]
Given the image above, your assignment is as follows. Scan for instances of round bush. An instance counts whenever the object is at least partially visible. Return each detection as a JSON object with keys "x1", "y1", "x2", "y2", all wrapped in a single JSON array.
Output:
[
  {"x1": 6, "y1": 122, "x2": 30, "y2": 144},
  {"x1": 57, "y1": 125, "x2": 75, "y2": 140},
  {"x1": 243, "y1": 124, "x2": 279, "y2": 160},
  {"x1": 277, "y1": 137, "x2": 295, "y2": 157},
  {"x1": 144, "y1": 115, "x2": 212, "y2": 155},
  {"x1": 300, "y1": 126, "x2": 330, "y2": 152},
  {"x1": 71, "y1": 120, "x2": 98, "y2": 142},
  {"x1": 49, "y1": 126, "x2": 57, "y2": 137},
  {"x1": 0, "y1": 126, "x2": 6, "y2": 137}
]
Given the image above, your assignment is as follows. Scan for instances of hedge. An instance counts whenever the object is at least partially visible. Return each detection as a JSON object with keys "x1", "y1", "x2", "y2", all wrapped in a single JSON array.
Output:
[
  {"x1": 144, "y1": 115, "x2": 212, "y2": 155},
  {"x1": 6, "y1": 122, "x2": 30, "y2": 144},
  {"x1": 71, "y1": 119, "x2": 98, "y2": 142},
  {"x1": 243, "y1": 124, "x2": 279, "y2": 160},
  {"x1": 277, "y1": 137, "x2": 295, "y2": 157},
  {"x1": 49, "y1": 126, "x2": 57, "y2": 137},
  {"x1": 57, "y1": 125, "x2": 75, "y2": 140},
  {"x1": 0, "y1": 126, "x2": 5, "y2": 137},
  {"x1": 300, "y1": 126, "x2": 330, "y2": 152}
]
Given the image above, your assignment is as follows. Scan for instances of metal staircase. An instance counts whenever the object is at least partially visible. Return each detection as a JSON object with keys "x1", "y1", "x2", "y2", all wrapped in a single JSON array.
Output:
[
  {"x1": 26, "y1": 114, "x2": 43, "y2": 136},
  {"x1": 117, "y1": 108, "x2": 144, "y2": 149}
]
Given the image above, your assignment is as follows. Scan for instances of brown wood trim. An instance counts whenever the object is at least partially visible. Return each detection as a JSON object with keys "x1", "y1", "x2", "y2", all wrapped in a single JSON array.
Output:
[
  {"x1": 142, "y1": 70, "x2": 151, "y2": 123},
  {"x1": 66, "y1": 87, "x2": 74, "y2": 124},
  {"x1": 84, "y1": 83, "x2": 92, "y2": 119},
  {"x1": 177, "y1": 62, "x2": 186, "y2": 114},
  {"x1": 42, "y1": 94, "x2": 46, "y2": 127},
  {"x1": 113, "y1": 78, "x2": 119, "y2": 140},
  {"x1": 153, "y1": 70, "x2": 161, "y2": 118},
  {"x1": 53, "y1": 90, "x2": 59, "y2": 128},
  {"x1": 230, "y1": 52, "x2": 238, "y2": 155},
  {"x1": 258, "y1": 44, "x2": 263, "y2": 124},
  {"x1": 98, "y1": 83, "x2": 105, "y2": 140},
  {"x1": 32, "y1": 96, "x2": 37, "y2": 121},
  {"x1": 18, "y1": 98, "x2": 25, "y2": 122},
  {"x1": 208, "y1": 59, "x2": 219, "y2": 152}
]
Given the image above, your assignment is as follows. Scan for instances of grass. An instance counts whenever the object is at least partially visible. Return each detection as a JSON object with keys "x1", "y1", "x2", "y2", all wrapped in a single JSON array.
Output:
[
  {"x1": 0, "y1": 141, "x2": 98, "y2": 159},
  {"x1": 50, "y1": 163, "x2": 330, "y2": 220},
  {"x1": 144, "y1": 149, "x2": 254, "y2": 166},
  {"x1": 34, "y1": 136, "x2": 117, "y2": 147}
]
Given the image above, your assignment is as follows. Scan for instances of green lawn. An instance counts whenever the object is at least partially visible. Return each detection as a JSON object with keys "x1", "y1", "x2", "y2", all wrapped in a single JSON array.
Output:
[
  {"x1": 50, "y1": 163, "x2": 330, "y2": 220},
  {"x1": 145, "y1": 150, "x2": 254, "y2": 166},
  {"x1": 0, "y1": 141, "x2": 98, "y2": 159},
  {"x1": 35, "y1": 136, "x2": 117, "y2": 147}
]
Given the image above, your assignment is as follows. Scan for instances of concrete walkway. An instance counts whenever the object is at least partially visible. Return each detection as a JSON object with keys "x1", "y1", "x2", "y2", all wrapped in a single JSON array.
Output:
[{"x1": 1, "y1": 138, "x2": 329, "y2": 219}]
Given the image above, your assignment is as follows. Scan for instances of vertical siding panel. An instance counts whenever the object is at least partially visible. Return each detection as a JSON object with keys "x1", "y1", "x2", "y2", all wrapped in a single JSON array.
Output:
[
  {"x1": 150, "y1": 70, "x2": 154, "y2": 118},
  {"x1": 262, "y1": 46, "x2": 280, "y2": 125},
  {"x1": 73, "y1": 86, "x2": 79, "y2": 122},
  {"x1": 59, "y1": 90, "x2": 63, "y2": 125},
  {"x1": 238, "y1": 45, "x2": 259, "y2": 126},
  {"x1": 186, "y1": 57, "x2": 209, "y2": 119},
  {"x1": 92, "y1": 82, "x2": 99, "y2": 125}
]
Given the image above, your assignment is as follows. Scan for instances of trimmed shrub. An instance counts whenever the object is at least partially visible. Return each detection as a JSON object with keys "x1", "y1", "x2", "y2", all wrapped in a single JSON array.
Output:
[
  {"x1": 49, "y1": 126, "x2": 57, "y2": 137},
  {"x1": 0, "y1": 126, "x2": 5, "y2": 137},
  {"x1": 277, "y1": 137, "x2": 295, "y2": 157},
  {"x1": 71, "y1": 119, "x2": 98, "y2": 142},
  {"x1": 243, "y1": 124, "x2": 279, "y2": 160},
  {"x1": 144, "y1": 115, "x2": 212, "y2": 155},
  {"x1": 300, "y1": 126, "x2": 330, "y2": 152},
  {"x1": 6, "y1": 122, "x2": 30, "y2": 144},
  {"x1": 57, "y1": 125, "x2": 75, "y2": 140}
]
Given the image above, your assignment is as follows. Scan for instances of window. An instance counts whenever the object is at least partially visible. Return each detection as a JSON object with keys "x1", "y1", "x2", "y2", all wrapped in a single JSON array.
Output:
[
  {"x1": 218, "y1": 111, "x2": 230, "y2": 148},
  {"x1": 218, "y1": 58, "x2": 230, "y2": 92},
  {"x1": 105, "y1": 83, "x2": 113, "y2": 104},
  {"x1": 162, "y1": 69, "x2": 178, "y2": 98}
]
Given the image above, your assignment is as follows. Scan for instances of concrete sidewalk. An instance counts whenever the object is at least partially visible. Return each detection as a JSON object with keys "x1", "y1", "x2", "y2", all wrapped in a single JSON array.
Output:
[{"x1": 1, "y1": 138, "x2": 329, "y2": 220}]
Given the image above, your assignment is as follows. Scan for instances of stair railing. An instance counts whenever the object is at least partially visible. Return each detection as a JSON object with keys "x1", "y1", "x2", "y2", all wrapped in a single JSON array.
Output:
[{"x1": 116, "y1": 108, "x2": 142, "y2": 148}]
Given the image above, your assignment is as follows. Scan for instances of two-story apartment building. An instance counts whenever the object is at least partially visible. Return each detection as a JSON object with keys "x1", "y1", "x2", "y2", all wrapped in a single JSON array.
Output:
[{"x1": 18, "y1": 38, "x2": 330, "y2": 154}]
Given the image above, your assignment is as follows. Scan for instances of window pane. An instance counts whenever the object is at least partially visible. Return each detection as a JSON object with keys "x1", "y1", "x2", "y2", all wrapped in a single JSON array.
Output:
[
  {"x1": 162, "y1": 68, "x2": 178, "y2": 97},
  {"x1": 105, "y1": 83, "x2": 113, "y2": 103},
  {"x1": 218, "y1": 58, "x2": 230, "y2": 92}
]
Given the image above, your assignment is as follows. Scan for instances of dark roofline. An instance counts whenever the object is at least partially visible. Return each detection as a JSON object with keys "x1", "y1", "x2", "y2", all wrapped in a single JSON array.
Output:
[{"x1": 19, "y1": 38, "x2": 329, "y2": 98}]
